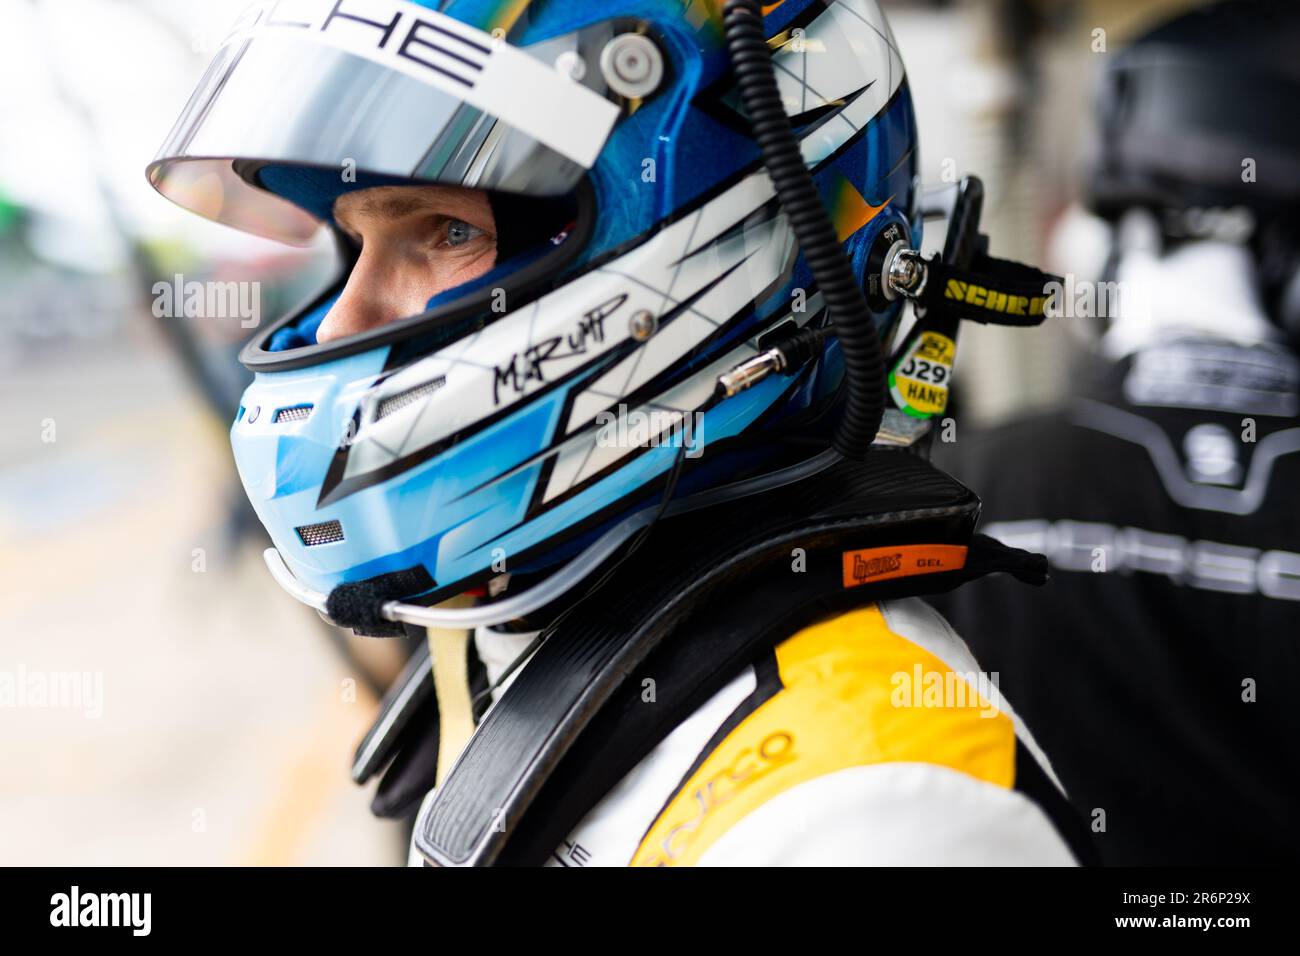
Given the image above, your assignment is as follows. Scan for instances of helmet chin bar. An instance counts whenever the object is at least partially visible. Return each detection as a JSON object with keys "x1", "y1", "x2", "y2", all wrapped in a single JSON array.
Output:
[
  {"x1": 262, "y1": 499, "x2": 645, "y2": 632},
  {"x1": 264, "y1": 447, "x2": 843, "y2": 633}
]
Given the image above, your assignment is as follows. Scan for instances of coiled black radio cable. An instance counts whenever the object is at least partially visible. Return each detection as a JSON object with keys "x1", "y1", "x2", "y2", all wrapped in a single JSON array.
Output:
[{"x1": 723, "y1": 0, "x2": 886, "y2": 457}]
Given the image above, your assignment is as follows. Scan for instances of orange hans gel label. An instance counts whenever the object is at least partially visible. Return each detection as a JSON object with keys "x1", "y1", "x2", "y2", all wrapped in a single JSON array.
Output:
[{"x1": 841, "y1": 544, "x2": 968, "y2": 589}]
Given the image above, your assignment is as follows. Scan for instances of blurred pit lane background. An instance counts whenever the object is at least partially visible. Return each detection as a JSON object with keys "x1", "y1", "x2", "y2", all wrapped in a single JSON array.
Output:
[{"x1": 0, "y1": 0, "x2": 1211, "y2": 865}]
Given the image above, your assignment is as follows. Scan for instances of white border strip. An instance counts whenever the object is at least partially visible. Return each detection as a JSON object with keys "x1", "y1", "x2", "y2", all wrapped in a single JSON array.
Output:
[{"x1": 223, "y1": 0, "x2": 620, "y2": 168}]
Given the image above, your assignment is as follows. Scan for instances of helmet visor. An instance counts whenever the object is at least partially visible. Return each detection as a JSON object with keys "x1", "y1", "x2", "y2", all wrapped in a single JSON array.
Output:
[{"x1": 147, "y1": 0, "x2": 622, "y2": 244}]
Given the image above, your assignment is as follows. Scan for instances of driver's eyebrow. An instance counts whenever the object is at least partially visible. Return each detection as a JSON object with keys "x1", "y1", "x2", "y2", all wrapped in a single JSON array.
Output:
[
  {"x1": 335, "y1": 187, "x2": 494, "y2": 234},
  {"x1": 356, "y1": 193, "x2": 443, "y2": 220}
]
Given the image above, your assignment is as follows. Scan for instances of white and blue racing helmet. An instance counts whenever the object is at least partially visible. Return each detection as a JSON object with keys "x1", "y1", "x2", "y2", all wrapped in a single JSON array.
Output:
[{"x1": 148, "y1": 0, "x2": 920, "y2": 629}]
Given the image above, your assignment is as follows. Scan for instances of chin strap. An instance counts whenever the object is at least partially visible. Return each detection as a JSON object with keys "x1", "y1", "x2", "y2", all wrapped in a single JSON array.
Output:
[
  {"x1": 426, "y1": 596, "x2": 477, "y2": 787},
  {"x1": 919, "y1": 252, "x2": 1062, "y2": 326},
  {"x1": 879, "y1": 247, "x2": 1062, "y2": 427},
  {"x1": 869, "y1": 177, "x2": 1063, "y2": 430},
  {"x1": 889, "y1": 245, "x2": 1062, "y2": 327}
]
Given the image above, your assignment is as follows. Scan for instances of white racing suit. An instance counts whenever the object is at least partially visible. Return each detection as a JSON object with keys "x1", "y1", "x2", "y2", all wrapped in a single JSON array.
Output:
[{"x1": 410, "y1": 598, "x2": 1080, "y2": 867}]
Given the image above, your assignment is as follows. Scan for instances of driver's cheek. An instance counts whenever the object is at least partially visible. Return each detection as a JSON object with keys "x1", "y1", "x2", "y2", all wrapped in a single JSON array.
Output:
[
  {"x1": 315, "y1": 244, "x2": 499, "y2": 345},
  {"x1": 315, "y1": 246, "x2": 447, "y2": 344}
]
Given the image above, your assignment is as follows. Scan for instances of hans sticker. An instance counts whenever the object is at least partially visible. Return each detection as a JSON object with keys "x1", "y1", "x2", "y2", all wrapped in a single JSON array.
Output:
[{"x1": 889, "y1": 331, "x2": 954, "y2": 418}]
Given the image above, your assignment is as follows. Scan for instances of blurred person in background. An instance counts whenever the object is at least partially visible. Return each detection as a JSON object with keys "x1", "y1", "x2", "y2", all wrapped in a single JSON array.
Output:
[
  {"x1": 932, "y1": 0, "x2": 1300, "y2": 865},
  {"x1": 148, "y1": 0, "x2": 1088, "y2": 866}
]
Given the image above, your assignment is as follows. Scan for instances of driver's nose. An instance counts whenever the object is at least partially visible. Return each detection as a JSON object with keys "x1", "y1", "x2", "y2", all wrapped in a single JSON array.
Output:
[{"x1": 315, "y1": 245, "x2": 436, "y2": 344}]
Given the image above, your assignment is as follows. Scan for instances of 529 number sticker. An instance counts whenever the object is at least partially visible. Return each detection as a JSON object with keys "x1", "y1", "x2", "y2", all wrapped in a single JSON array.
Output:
[{"x1": 889, "y1": 331, "x2": 955, "y2": 418}]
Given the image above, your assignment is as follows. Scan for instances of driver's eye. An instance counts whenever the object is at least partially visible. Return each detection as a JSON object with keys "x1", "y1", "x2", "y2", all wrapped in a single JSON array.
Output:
[{"x1": 443, "y1": 218, "x2": 485, "y2": 248}]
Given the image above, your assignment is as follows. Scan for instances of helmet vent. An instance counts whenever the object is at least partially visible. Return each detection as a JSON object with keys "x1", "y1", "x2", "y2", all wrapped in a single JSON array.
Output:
[
  {"x1": 375, "y1": 377, "x2": 447, "y2": 421},
  {"x1": 274, "y1": 404, "x2": 315, "y2": 424},
  {"x1": 296, "y1": 519, "x2": 345, "y2": 547}
]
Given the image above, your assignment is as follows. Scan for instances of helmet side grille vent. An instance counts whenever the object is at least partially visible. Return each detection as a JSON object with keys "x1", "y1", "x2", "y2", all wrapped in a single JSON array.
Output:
[
  {"x1": 376, "y1": 377, "x2": 446, "y2": 421},
  {"x1": 274, "y1": 404, "x2": 315, "y2": 424},
  {"x1": 296, "y1": 519, "x2": 344, "y2": 547}
]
